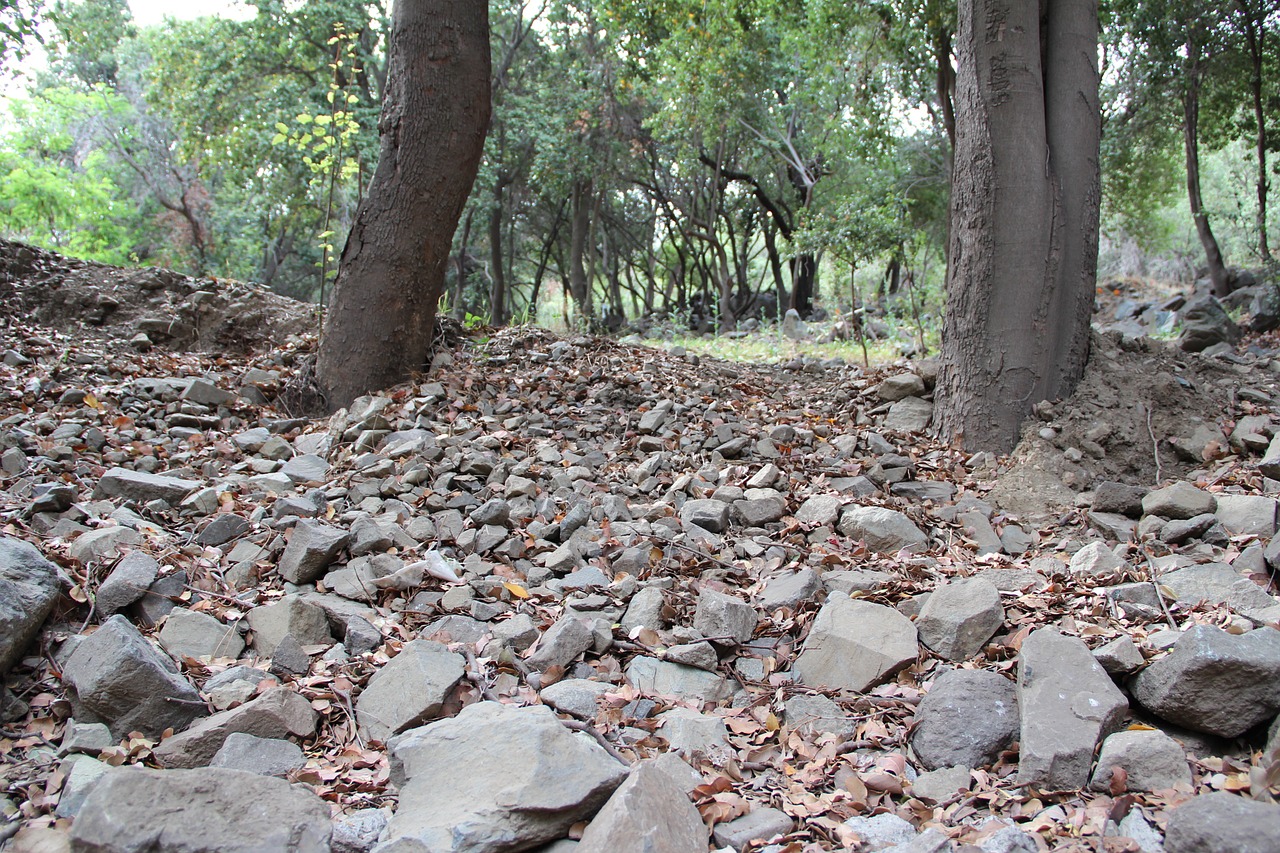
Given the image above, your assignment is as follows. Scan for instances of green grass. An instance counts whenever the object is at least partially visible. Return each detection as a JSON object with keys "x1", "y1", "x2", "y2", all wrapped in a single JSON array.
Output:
[{"x1": 650, "y1": 327, "x2": 929, "y2": 367}]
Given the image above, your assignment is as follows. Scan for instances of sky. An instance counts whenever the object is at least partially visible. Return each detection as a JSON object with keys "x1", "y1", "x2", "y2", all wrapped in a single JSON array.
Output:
[{"x1": 128, "y1": 0, "x2": 256, "y2": 27}]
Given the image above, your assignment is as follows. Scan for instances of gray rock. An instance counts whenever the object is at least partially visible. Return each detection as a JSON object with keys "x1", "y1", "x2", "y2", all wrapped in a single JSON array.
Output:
[
  {"x1": 68, "y1": 766, "x2": 331, "y2": 852},
  {"x1": 1213, "y1": 494, "x2": 1278, "y2": 538},
  {"x1": 710, "y1": 806, "x2": 794, "y2": 851},
  {"x1": 663, "y1": 641, "x2": 718, "y2": 671},
  {"x1": 526, "y1": 615, "x2": 595, "y2": 672},
  {"x1": 196, "y1": 514, "x2": 251, "y2": 547},
  {"x1": 977, "y1": 827, "x2": 1040, "y2": 853},
  {"x1": 733, "y1": 496, "x2": 786, "y2": 526},
  {"x1": 693, "y1": 588, "x2": 757, "y2": 644},
  {"x1": 62, "y1": 615, "x2": 205, "y2": 739},
  {"x1": 280, "y1": 453, "x2": 331, "y2": 484},
  {"x1": 1129, "y1": 625, "x2": 1280, "y2": 737},
  {"x1": 203, "y1": 665, "x2": 271, "y2": 711},
  {"x1": 916, "y1": 577, "x2": 1004, "y2": 661},
  {"x1": 842, "y1": 813, "x2": 917, "y2": 850},
  {"x1": 878, "y1": 373, "x2": 926, "y2": 402},
  {"x1": 883, "y1": 397, "x2": 934, "y2": 433},
  {"x1": 1093, "y1": 635, "x2": 1145, "y2": 676},
  {"x1": 680, "y1": 498, "x2": 731, "y2": 533},
  {"x1": 60, "y1": 720, "x2": 115, "y2": 755},
  {"x1": 269, "y1": 633, "x2": 312, "y2": 678},
  {"x1": 793, "y1": 597, "x2": 918, "y2": 693},
  {"x1": 277, "y1": 519, "x2": 350, "y2": 584},
  {"x1": 1142, "y1": 482, "x2": 1216, "y2": 520},
  {"x1": 55, "y1": 754, "x2": 111, "y2": 818},
  {"x1": 382, "y1": 702, "x2": 627, "y2": 853},
  {"x1": 539, "y1": 678, "x2": 613, "y2": 718},
  {"x1": 823, "y1": 569, "x2": 893, "y2": 595},
  {"x1": 1159, "y1": 513, "x2": 1219, "y2": 545},
  {"x1": 759, "y1": 569, "x2": 822, "y2": 611},
  {"x1": 95, "y1": 552, "x2": 158, "y2": 616},
  {"x1": 153, "y1": 686, "x2": 316, "y2": 768},
  {"x1": 911, "y1": 670, "x2": 1018, "y2": 771},
  {"x1": 573, "y1": 757, "x2": 705, "y2": 853},
  {"x1": 1068, "y1": 541, "x2": 1127, "y2": 578},
  {"x1": 795, "y1": 495, "x2": 843, "y2": 526},
  {"x1": 210, "y1": 732, "x2": 306, "y2": 777},
  {"x1": 1177, "y1": 295, "x2": 1241, "y2": 353},
  {"x1": 784, "y1": 693, "x2": 857, "y2": 738},
  {"x1": 70, "y1": 526, "x2": 142, "y2": 564},
  {"x1": 657, "y1": 707, "x2": 728, "y2": 756},
  {"x1": 0, "y1": 536, "x2": 60, "y2": 676},
  {"x1": 1164, "y1": 791, "x2": 1280, "y2": 853},
  {"x1": 158, "y1": 607, "x2": 245, "y2": 660},
  {"x1": 781, "y1": 309, "x2": 805, "y2": 340},
  {"x1": 1088, "y1": 729, "x2": 1191, "y2": 792},
  {"x1": 1092, "y1": 482, "x2": 1148, "y2": 518},
  {"x1": 1160, "y1": 562, "x2": 1280, "y2": 623},
  {"x1": 1260, "y1": 433, "x2": 1280, "y2": 479},
  {"x1": 491, "y1": 613, "x2": 540, "y2": 651},
  {"x1": 246, "y1": 594, "x2": 333, "y2": 656},
  {"x1": 355, "y1": 640, "x2": 464, "y2": 743},
  {"x1": 838, "y1": 506, "x2": 928, "y2": 552},
  {"x1": 95, "y1": 467, "x2": 201, "y2": 505},
  {"x1": 909, "y1": 765, "x2": 971, "y2": 803},
  {"x1": 1016, "y1": 628, "x2": 1128, "y2": 790},
  {"x1": 332, "y1": 808, "x2": 392, "y2": 853},
  {"x1": 621, "y1": 586, "x2": 666, "y2": 633},
  {"x1": 625, "y1": 657, "x2": 734, "y2": 704},
  {"x1": 883, "y1": 828, "x2": 954, "y2": 853}
]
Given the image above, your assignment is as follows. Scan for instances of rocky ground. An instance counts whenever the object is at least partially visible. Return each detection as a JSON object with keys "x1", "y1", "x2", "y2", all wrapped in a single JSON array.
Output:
[{"x1": 1, "y1": 240, "x2": 1280, "y2": 853}]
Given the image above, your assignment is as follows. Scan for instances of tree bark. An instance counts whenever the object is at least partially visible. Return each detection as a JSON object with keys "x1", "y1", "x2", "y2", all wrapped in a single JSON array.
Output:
[
  {"x1": 1182, "y1": 32, "x2": 1230, "y2": 297},
  {"x1": 488, "y1": 179, "x2": 507, "y2": 325},
  {"x1": 1238, "y1": 0, "x2": 1272, "y2": 260},
  {"x1": 315, "y1": 0, "x2": 491, "y2": 409},
  {"x1": 935, "y1": 0, "x2": 1100, "y2": 453}
]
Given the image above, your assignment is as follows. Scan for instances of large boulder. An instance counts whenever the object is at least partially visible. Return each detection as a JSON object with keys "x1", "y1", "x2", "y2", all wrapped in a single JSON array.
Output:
[
  {"x1": 0, "y1": 537, "x2": 60, "y2": 676},
  {"x1": 68, "y1": 766, "x2": 331, "y2": 852},
  {"x1": 380, "y1": 702, "x2": 627, "y2": 852},
  {"x1": 911, "y1": 669, "x2": 1019, "y2": 771},
  {"x1": 575, "y1": 760, "x2": 707, "y2": 852},
  {"x1": 915, "y1": 577, "x2": 1004, "y2": 661},
  {"x1": 276, "y1": 519, "x2": 350, "y2": 584},
  {"x1": 1164, "y1": 791, "x2": 1280, "y2": 853},
  {"x1": 1129, "y1": 625, "x2": 1280, "y2": 737},
  {"x1": 62, "y1": 615, "x2": 205, "y2": 739},
  {"x1": 1088, "y1": 729, "x2": 1191, "y2": 793},
  {"x1": 793, "y1": 596, "x2": 918, "y2": 693},
  {"x1": 355, "y1": 640, "x2": 464, "y2": 743},
  {"x1": 1016, "y1": 629, "x2": 1128, "y2": 791}
]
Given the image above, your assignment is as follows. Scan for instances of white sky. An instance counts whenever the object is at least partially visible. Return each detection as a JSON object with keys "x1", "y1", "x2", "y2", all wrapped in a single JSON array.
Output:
[{"x1": 128, "y1": 0, "x2": 256, "y2": 27}]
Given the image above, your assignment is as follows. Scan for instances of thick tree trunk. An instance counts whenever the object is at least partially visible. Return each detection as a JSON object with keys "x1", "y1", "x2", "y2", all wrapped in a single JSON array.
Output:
[
  {"x1": 935, "y1": 0, "x2": 1100, "y2": 453},
  {"x1": 1182, "y1": 37, "x2": 1230, "y2": 297},
  {"x1": 790, "y1": 253, "x2": 815, "y2": 316},
  {"x1": 315, "y1": 0, "x2": 491, "y2": 409}
]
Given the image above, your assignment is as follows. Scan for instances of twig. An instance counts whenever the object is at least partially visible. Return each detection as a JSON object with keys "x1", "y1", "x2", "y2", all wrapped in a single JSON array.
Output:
[
  {"x1": 183, "y1": 584, "x2": 255, "y2": 605},
  {"x1": 332, "y1": 684, "x2": 363, "y2": 750},
  {"x1": 559, "y1": 718, "x2": 631, "y2": 766},
  {"x1": 1144, "y1": 403, "x2": 1163, "y2": 485},
  {"x1": 1145, "y1": 556, "x2": 1179, "y2": 631},
  {"x1": 463, "y1": 649, "x2": 502, "y2": 703},
  {"x1": 647, "y1": 533, "x2": 738, "y2": 569}
]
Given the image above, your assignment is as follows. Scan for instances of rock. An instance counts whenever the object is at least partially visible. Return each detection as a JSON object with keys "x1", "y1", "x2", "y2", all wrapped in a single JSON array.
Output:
[
  {"x1": 280, "y1": 453, "x2": 331, "y2": 484},
  {"x1": 909, "y1": 766, "x2": 971, "y2": 803},
  {"x1": 355, "y1": 640, "x2": 465, "y2": 743},
  {"x1": 710, "y1": 806, "x2": 794, "y2": 851},
  {"x1": 1129, "y1": 625, "x2": 1280, "y2": 737},
  {"x1": 1093, "y1": 635, "x2": 1145, "y2": 676},
  {"x1": 202, "y1": 665, "x2": 271, "y2": 711},
  {"x1": 277, "y1": 519, "x2": 350, "y2": 584},
  {"x1": 1213, "y1": 494, "x2": 1278, "y2": 537},
  {"x1": 663, "y1": 641, "x2": 718, "y2": 671},
  {"x1": 759, "y1": 569, "x2": 822, "y2": 611},
  {"x1": 1260, "y1": 433, "x2": 1280, "y2": 479},
  {"x1": 576, "y1": 760, "x2": 707, "y2": 853},
  {"x1": 1160, "y1": 563, "x2": 1280, "y2": 624},
  {"x1": 195, "y1": 513, "x2": 250, "y2": 547},
  {"x1": 157, "y1": 607, "x2": 245, "y2": 660},
  {"x1": 59, "y1": 720, "x2": 115, "y2": 755},
  {"x1": 382, "y1": 702, "x2": 627, "y2": 852},
  {"x1": 620, "y1": 586, "x2": 666, "y2": 634},
  {"x1": 0, "y1": 536, "x2": 60, "y2": 676},
  {"x1": 883, "y1": 397, "x2": 934, "y2": 433},
  {"x1": 55, "y1": 754, "x2": 111, "y2": 818},
  {"x1": 68, "y1": 766, "x2": 331, "y2": 852},
  {"x1": 693, "y1": 588, "x2": 757, "y2": 644},
  {"x1": 782, "y1": 309, "x2": 805, "y2": 340},
  {"x1": 153, "y1": 686, "x2": 316, "y2": 768},
  {"x1": 784, "y1": 693, "x2": 857, "y2": 738},
  {"x1": 878, "y1": 373, "x2": 926, "y2": 402},
  {"x1": 680, "y1": 498, "x2": 730, "y2": 533},
  {"x1": 94, "y1": 552, "x2": 158, "y2": 616},
  {"x1": 837, "y1": 506, "x2": 928, "y2": 552},
  {"x1": 1164, "y1": 791, "x2": 1280, "y2": 853},
  {"x1": 269, "y1": 633, "x2": 312, "y2": 677},
  {"x1": 1088, "y1": 729, "x2": 1191, "y2": 792},
  {"x1": 246, "y1": 594, "x2": 333, "y2": 656},
  {"x1": 69, "y1": 526, "x2": 143, "y2": 564},
  {"x1": 795, "y1": 495, "x2": 843, "y2": 527},
  {"x1": 1068, "y1": 541, "x2": 1127, "y2": 578},
  {"x1": 526, "y1": 615, "x2": 595, "y2": 672},
  {"x1": 793, "y1": 597, "x2": 918, "y2": 693},
  {"x1": 916, "y1": 577, "x2": 1004, "y2": 661},
  {"x1": 1016, "y1": 629, "x2": 1128, "y2": 790},
  {"x1": 842, "y1": 813, "x2": 917, "y2": 850},
  {"x1": 625, "y1": 657, "x2": 734, "y2": 704},
  {"x1": 658, "y1": 707, "x2": 728, "y2": 756},
  {"x1": 911, "y1": 670, "x2": 1018, "y2": 771},
  {"x1": 210, "y1": 732, "x2": 306, "y2": 777},
  {"x1": 94, "y1": 467, "x2": 201, "y2": 505},
  {"x1": 1142, "y1": 482, "x2": 1216, "y2": 520},
  {"x1": 1177, "y1": 295, "x2": 1241, "y2": 352},
  {"x1": 332, "y1": 809, "x2": 392, "y2": 853},
  {"x1": 733, "y1": 496, "x2": 786, "y2": 526},
  {"x1": 1092, "y1": 482, "x2": 1147, "y2": 518},
  {"x1": 539, "y1": 678, "x2": 613, "y2": 718},
  {"x1": 62, "y1": 615, "x2": 205, "y2": 739}
]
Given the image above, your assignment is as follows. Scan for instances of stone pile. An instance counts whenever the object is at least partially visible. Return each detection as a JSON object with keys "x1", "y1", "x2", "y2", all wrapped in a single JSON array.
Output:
[{"x1": 1, "y1": 270, "x2": 1279, "y2": 850}]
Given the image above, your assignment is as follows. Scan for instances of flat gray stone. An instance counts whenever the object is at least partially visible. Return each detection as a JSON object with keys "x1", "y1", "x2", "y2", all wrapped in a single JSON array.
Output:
[
  {"x1": 784, "y1": 693, "x2": 857, "y2": 738},
  {"x1": 916, "y1": 577, "x2": 1004, "y2": 661},
  {"x1": 280, "y1": 453, "x2": 331, "y2": 484},
  {"x1": 153, "y1": 686, "x2": 316, "y2": 768},
  {"x1": 680, "y1": 498, "x2": 730, "y2": 533},
  {"x1": 1142, "y1": 482, "x2": 1216, "y2": 520},
  {"x1": 911, "y1": 669, "x2": 1018, "y2": 771},
  {"x1": 1160, "y1": 563, "x2": 1280, "y2": 623},
  {"x1": 539, "y1": 678, "x2": 613, "y2": 718},
  {"x1": 70, "y1": 526, "x2": 142, "y2": 564},
  {"x1": 1129, "y1": 625, "x2": 1280, "y2": 737},
  {"x1": 1068, "y1": 541, "x2": 1127, "y2": 578},
  {"x1": 55, "y1": 754, "x2": 111, "y2": 818},
  {"x1": 246, "y1": 594, "x2": 333, "y2": 656},
  {"x1": 878, "y1": 373, "x2": 926, "y2": 402},
  {"x1": 657, "y1": 707, "x2": 727, "y2": 756},
  {"x1": 1164, "y1": 791, "x2": 1280, "y2": 853},
  {"x1": 577, "y1": 760, "x2": 707, "y2": 853},
  {"x1": 1093, "y1": 635, "x2": 1145, "y2": 676},
  {"x1": 693, "y1": 588, "x2": 757, "y2": 644},
  {"x1": 62, "y1": 615, "x2": 205, "y2": 739},
  {"x1": 1213, "y1": 494, "x2": 1278, "y2": 538},
  {"x1": 759, "y1": 569, "x2": 822, "y2": 611},
  {"x1": 95, "y1": 467, "x2": 201, "y2": 505},
  {"x1": 1088, "y1": 729, "x2": 1191, "y2": 792},
  {"x1": 909, "y1": 765, "x2": 971, "y2": 803},
  {"x1": 842, "y1": 813, "x2": 916, "y2": 850},
  {"x1": 355, "y1": 640, "x2": 464, "y2": 743},
  {"x1": 795, "y1": 495, "x2": 843, "y2": 526},
  {"x1": 196, "y1": 513, "x2": 251, "y2": 547},
  {"x1": 382, "y1": 702, "x2": 627, "y2": 852},
  {"x1": 793, "y1": 597, "x2": 918, "y2": 693},
  {"x1": 711, "y1": 806, "x2": 794, "y2": 851},
  {"x1": 526, "y1": 615, "x2": 595, "y2": 672},
  {"x1": 68, "y1": 766, "x2": 331, "y2": 852},
  {"x1": 95, "y1": 552, "x2": 159, "y2": 616},
  {"x1": 883, "y1": 397, "x2": 933, "y2": 433},
  {"x1": 277, "y1": 519, "x2": 350, "y2": 584},
  {"x1": 332, "y1": 808, "x2": 392, "y2": 853},
  {"x1": 158, "y1": 607, "x2": 245, "y2": 660},
  {"x1": 210, "y1": 732, "x2": 306, "y2": 777},
  {"x1": 0, "y1": 536, "x2": 60, "y2": 676},
  {"x1": 838, "y1": 506, "x2": 928, "y2": 552},
  {"x1": 1016, "y1": 629, "x2": 1128, "y2": 790},
  {"x1": 625, "y1": 657, "x2": 734, "y2": 705}
]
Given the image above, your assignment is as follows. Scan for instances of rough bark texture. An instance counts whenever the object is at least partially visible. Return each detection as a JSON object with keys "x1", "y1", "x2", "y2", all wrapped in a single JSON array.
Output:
[
  {"x1": 936, "y1": 0, "x2": 1100, "y2": 453},
  {"x1": 1182, "y1": 34, "x2": 1230, "y2": 297},
  {"x1": 315, "y1": 0, "x2": 491, "y2": 410}
]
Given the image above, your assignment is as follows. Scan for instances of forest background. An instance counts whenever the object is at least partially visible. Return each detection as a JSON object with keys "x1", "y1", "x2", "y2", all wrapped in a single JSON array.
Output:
[{"x1": 0, "y1": 0, "x2": 1275, "y2": 352}]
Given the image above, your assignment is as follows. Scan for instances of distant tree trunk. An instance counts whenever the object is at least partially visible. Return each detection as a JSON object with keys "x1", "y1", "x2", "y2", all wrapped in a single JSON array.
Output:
[
  {"x1": 1238, "y1": 0, "x2": 1271, "y2": 260},
  {"x1": 1182, "y1": 31, "x2": 1230, "y2": 296},
  {"x1": 452, "y1": 207, "x2": 475, "y2": 320},
  {"x1": 936, "y1": 0, "x2": 1101, "y2": 453},
  {"x1": 315, "y1": 0, "x2": 491, "y2": 409},
  {"x1": 790, "y1": 254, "x2": 815, "y2": 315},
  {"x1": 568, "y1": 179, "x2": 593, "y2": 318},
  {"x1": 488, "y1": 178, "x2": 508, "y2": 325}
]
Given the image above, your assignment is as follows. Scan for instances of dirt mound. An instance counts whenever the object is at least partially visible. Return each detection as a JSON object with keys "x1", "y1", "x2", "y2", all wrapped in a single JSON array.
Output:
[{"x1": 0, "y1": 239, "x2": 312, "y2": 353}]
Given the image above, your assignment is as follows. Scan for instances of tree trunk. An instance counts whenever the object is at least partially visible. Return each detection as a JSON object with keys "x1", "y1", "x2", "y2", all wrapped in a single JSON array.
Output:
[
  {"x1": 1182, "y1": 34, "x2": 1230, "y2": 297},
  {"x1": 1238, "y1": 0, "x2": 1271, "y2": 260},
  {"x1": 935, "y1": 0, "x2": 1100, "y2": 453},
  {"x1": 315, "y1": 0, "x2": 491, "y2": 409},
  {"x1": 488, "y1": 180, "x2": 507, "y2": 326},
  {"x1": 568, "y1": 179, "x2": 593, "y2": 317},
  {"x1": 452, "y1": 207, "x2": 475, "y2": 320},
  {"x1": 790, "y1": 253, "x2": 815, "y2": 316}
]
